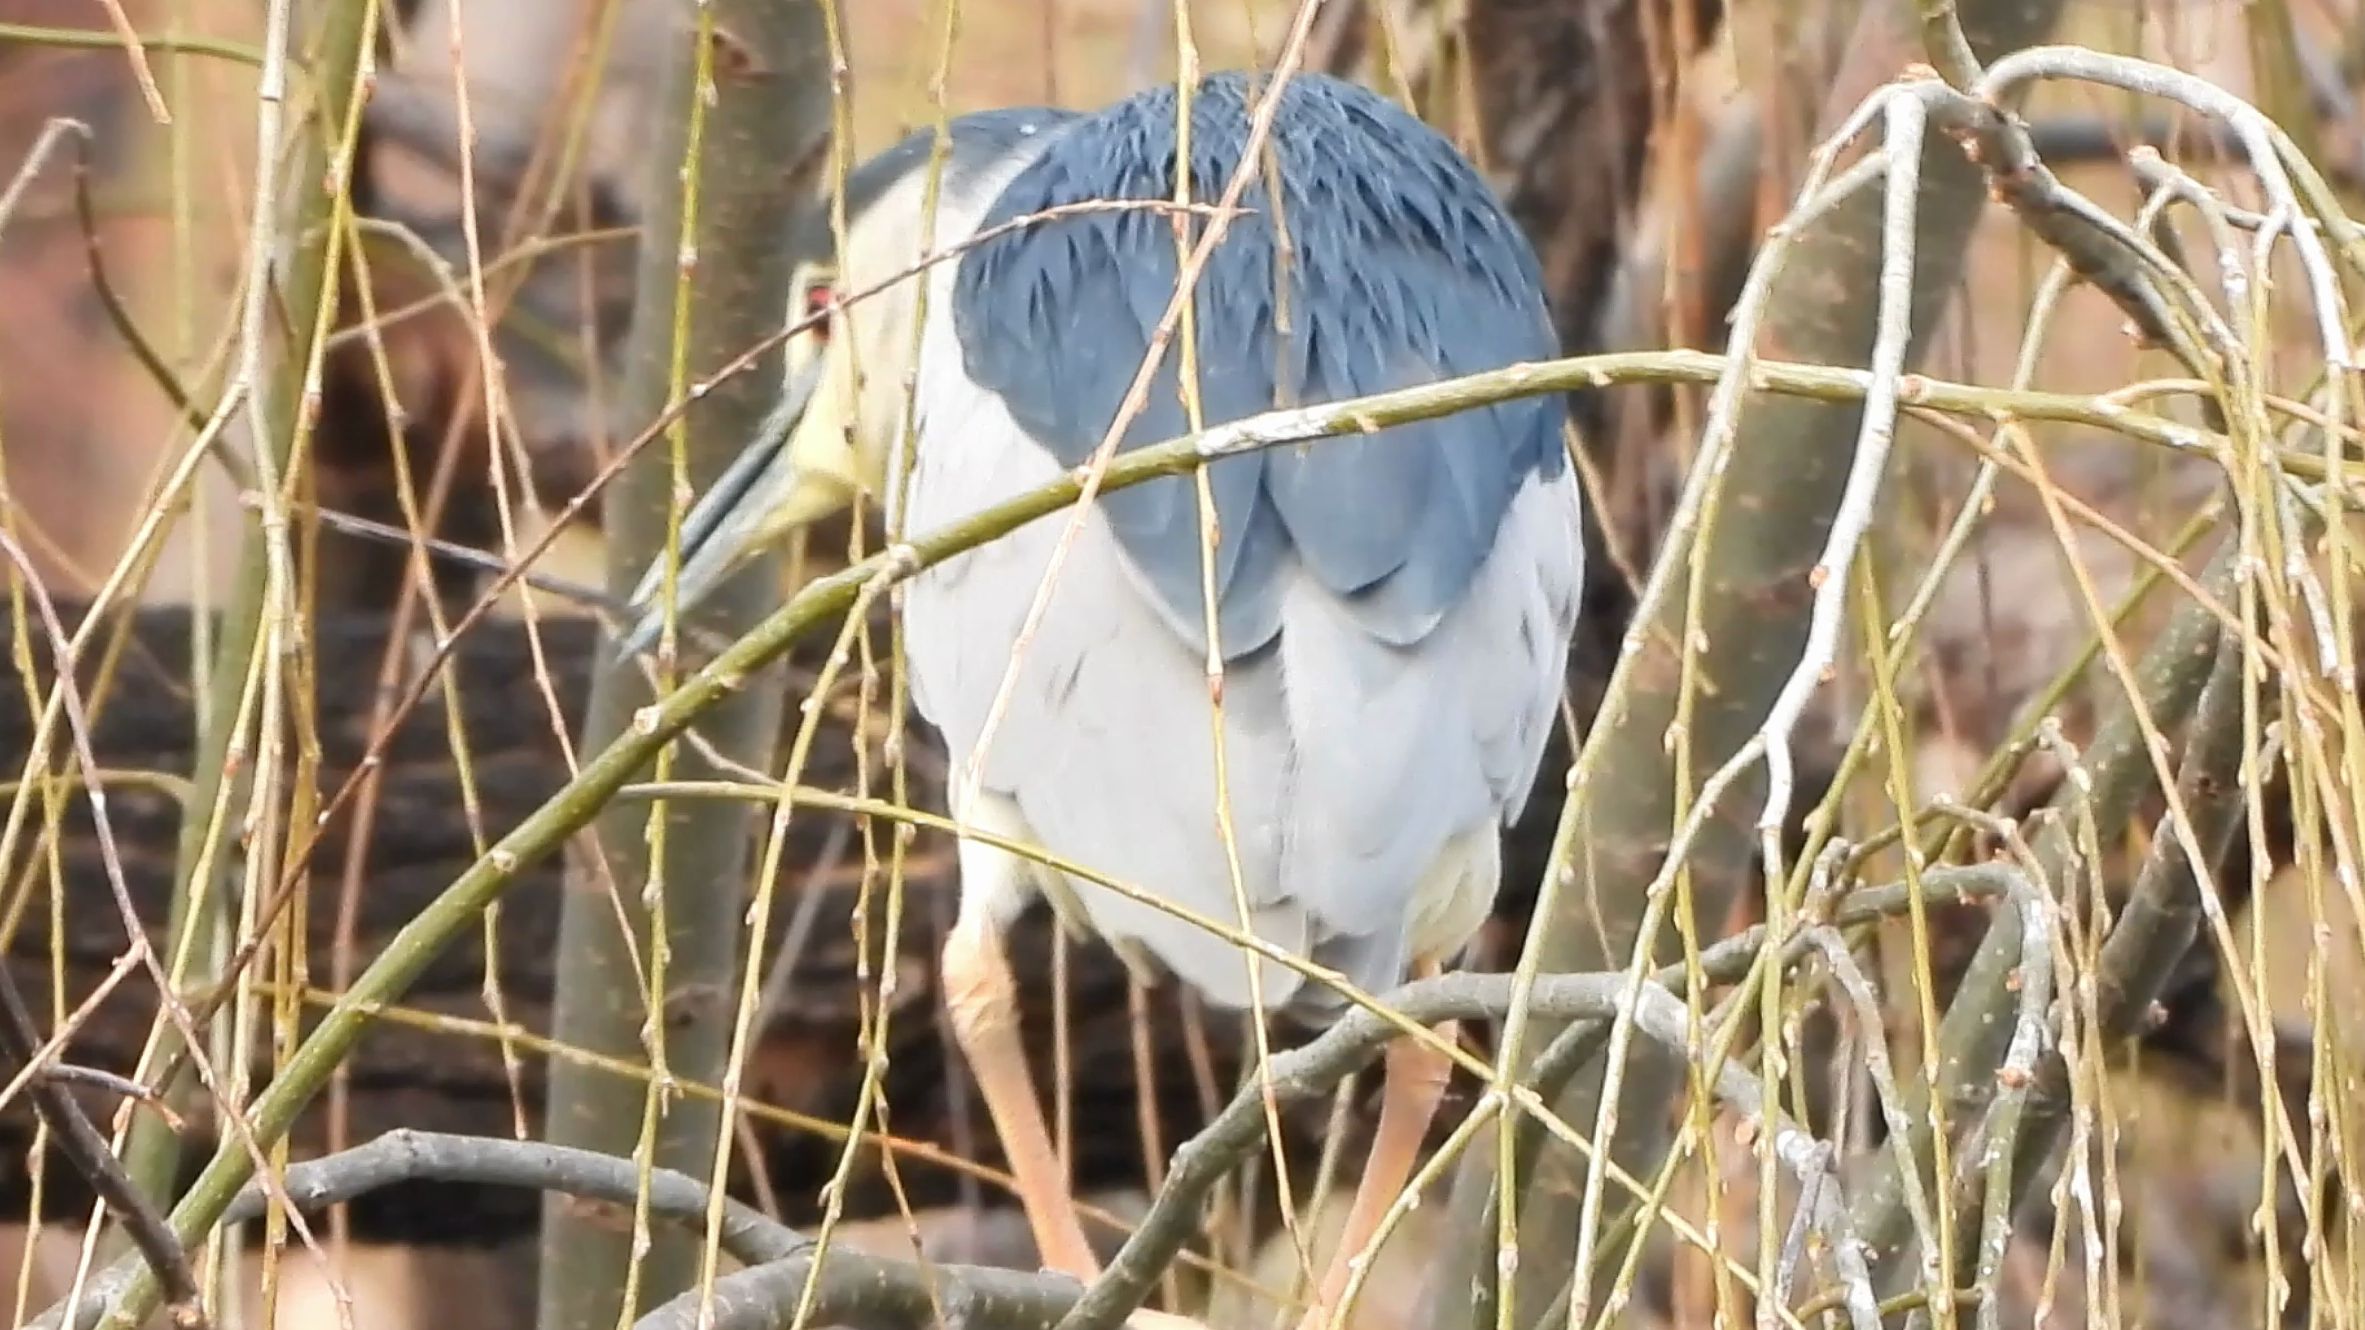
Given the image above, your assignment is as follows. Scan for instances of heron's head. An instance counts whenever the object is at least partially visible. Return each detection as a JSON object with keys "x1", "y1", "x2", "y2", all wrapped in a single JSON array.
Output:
[{"x1": 614, "y1": 110, "x2": 1067, "y2": 658}]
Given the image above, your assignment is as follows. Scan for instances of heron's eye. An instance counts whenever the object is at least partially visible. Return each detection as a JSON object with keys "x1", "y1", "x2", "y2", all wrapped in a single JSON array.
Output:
[{"x1": 804, "y1": 284, "x2": 837, "y2": 340}]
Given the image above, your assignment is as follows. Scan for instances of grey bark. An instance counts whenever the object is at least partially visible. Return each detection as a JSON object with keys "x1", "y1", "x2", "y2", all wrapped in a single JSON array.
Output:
[{"x1": 537, "y1": 4, "x2": 830, "y2": 1326}]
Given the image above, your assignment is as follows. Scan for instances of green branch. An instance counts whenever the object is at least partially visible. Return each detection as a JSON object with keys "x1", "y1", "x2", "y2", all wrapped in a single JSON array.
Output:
[
  {"x1": 128, "y1": 0, "x2": 378, "y2": 1210},
  {"x1": 0, "y1": 23, "x2": 270, "y2": 69}
]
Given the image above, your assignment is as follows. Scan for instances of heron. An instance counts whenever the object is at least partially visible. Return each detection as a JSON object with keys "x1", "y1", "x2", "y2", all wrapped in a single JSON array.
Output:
[{"x1": 620, "y1": 71, "x2": 1584, "y2": 1327}]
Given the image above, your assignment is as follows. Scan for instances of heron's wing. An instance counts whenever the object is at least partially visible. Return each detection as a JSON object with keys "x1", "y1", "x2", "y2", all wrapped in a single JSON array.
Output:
[
  {"x1": 904, "y1": 308, "x2": 1584, "y2": 1010},
  {"x1": 1274, "y1": 469, "x2": 1583, "y2": 984},
  {"x1": 900, "y1": 354, "x2": 1310, "y2": 1007},
  {"x1": 950, "y1": 72, "x2": 1567, "y2": 660}
]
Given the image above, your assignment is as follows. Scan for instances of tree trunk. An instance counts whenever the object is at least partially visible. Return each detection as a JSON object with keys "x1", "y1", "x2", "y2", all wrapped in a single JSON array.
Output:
[{"x1": 1420, "y1": 3, "x2": 2068, "y2": 1326}]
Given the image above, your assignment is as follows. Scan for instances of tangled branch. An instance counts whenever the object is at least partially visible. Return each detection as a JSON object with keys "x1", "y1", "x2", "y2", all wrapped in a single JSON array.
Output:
[{"x1": 42, "y1": 865, "x2": 2017, "y2": 1330}]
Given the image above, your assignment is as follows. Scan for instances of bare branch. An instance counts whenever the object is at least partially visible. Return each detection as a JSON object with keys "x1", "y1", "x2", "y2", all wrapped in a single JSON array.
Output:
[
  {"x1": 637, "y1": 1248, "x2": 1079, "y2": 1330},
  {"x1": 0, "y1": 964, "x2": 205, "y2": 1330},
  {"x1": 32, "y1": 1129, "x2": 1044, "y2": 1330},
  {"x1": 1061, "y1": 867, "x2": 2026, "y2": 1330}
]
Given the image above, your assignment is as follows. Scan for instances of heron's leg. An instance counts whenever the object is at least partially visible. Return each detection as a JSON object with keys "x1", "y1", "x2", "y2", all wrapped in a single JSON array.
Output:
[
  {"x1": 942, "y1": 852, "x2": 1101, "y2": 1280},
  {"x1": 1293, "y1": 958, "x2": 1457, "y2": 1330}
]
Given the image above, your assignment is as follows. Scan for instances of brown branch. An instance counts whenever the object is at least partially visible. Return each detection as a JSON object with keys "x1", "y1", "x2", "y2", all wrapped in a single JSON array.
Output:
[{"x1": 0, "y1": 963, "x2": 205, "y2": 1329}]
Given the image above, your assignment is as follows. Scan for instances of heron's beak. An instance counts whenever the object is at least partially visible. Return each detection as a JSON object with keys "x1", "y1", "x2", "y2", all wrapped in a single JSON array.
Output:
[{"x1": 612, "y1": 355, "x2": 860, "y2": 661}]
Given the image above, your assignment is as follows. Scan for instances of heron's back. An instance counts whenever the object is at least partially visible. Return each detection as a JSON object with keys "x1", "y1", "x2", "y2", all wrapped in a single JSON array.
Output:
[{"x1": 953, "y1": 72, "x2": 1570, "y2": 656}]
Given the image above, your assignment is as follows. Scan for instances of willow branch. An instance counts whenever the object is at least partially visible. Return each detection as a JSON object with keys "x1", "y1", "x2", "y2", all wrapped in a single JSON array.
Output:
[
  {"x1": 1059, "y1": 866, "x2": 2024, "y2": 1330},
  {"x1": 89, "y1": 319, "x2": 2256, "y2": 1330},
  {"x1": 129, "y1": 0, "x2": 376, "y2": 1205},
  {"x1": 1849, "y1": 546, "x2": 2234, "y2": 1266}
]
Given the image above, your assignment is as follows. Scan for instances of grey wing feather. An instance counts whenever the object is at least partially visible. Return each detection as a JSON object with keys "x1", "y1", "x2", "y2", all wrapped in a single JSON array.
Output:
[{"x1": 951, "y1": 72, "x2": 1567, "y2": 658}]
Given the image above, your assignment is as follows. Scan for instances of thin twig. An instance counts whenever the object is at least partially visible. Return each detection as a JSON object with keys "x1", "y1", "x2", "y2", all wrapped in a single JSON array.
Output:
[
  {"x1": 0, "y1": 520, "x2": 232, "y2": 1330},
  {"x1": 1756, "y1": 87, "x2": 1933, "y2": 850},
  {"x1": 0, "y1": 520, "x2": 208, "y2": 1325},
  {"x1": 86, "y1": 0, "x2": 169, "y2": 122},
  {"x1": 31, "y1": 1066, "x2": 188, "y2": 1133},
  {"x1": 1803, "y1": 928, "x2": 1945, "y2": 1295},
  {"x1": 229, "y1": 491, "x2": 624, "y2": 614},
  {"x1": 128, "y1": 0, "x2": 375, "y2": 1217},
  {"x1": 1058, "y1": 867, "x2": 2021, "y2": 1330},
  {"x1": 0, "y1": 22, "x2": 267, "y2": 69},
  {"x1": 0, "y1": 954, "x2": 203, "y2": 1329}
]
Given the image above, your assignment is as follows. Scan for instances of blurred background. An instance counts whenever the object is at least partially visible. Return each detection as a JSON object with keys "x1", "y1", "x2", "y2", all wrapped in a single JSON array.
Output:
[{"x1": 0, "y1": 2, "x2": 2360, "y2": 1329}]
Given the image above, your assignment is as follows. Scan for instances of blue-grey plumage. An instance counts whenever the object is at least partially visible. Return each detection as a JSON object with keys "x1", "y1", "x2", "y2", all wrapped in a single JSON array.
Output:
[
  {"x1": 617, "y1": 73, "x2": 1583, "y2": 1304},
  {"x1": 798, "y1": 106, "x2": 1076, "y2": 257},
  {"x1": 619, "y1": 72, "x2": 1583, "y2": 1021},
  {"x1": 953, "y1": 73, "x2": 1567, "y2": 654}
]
